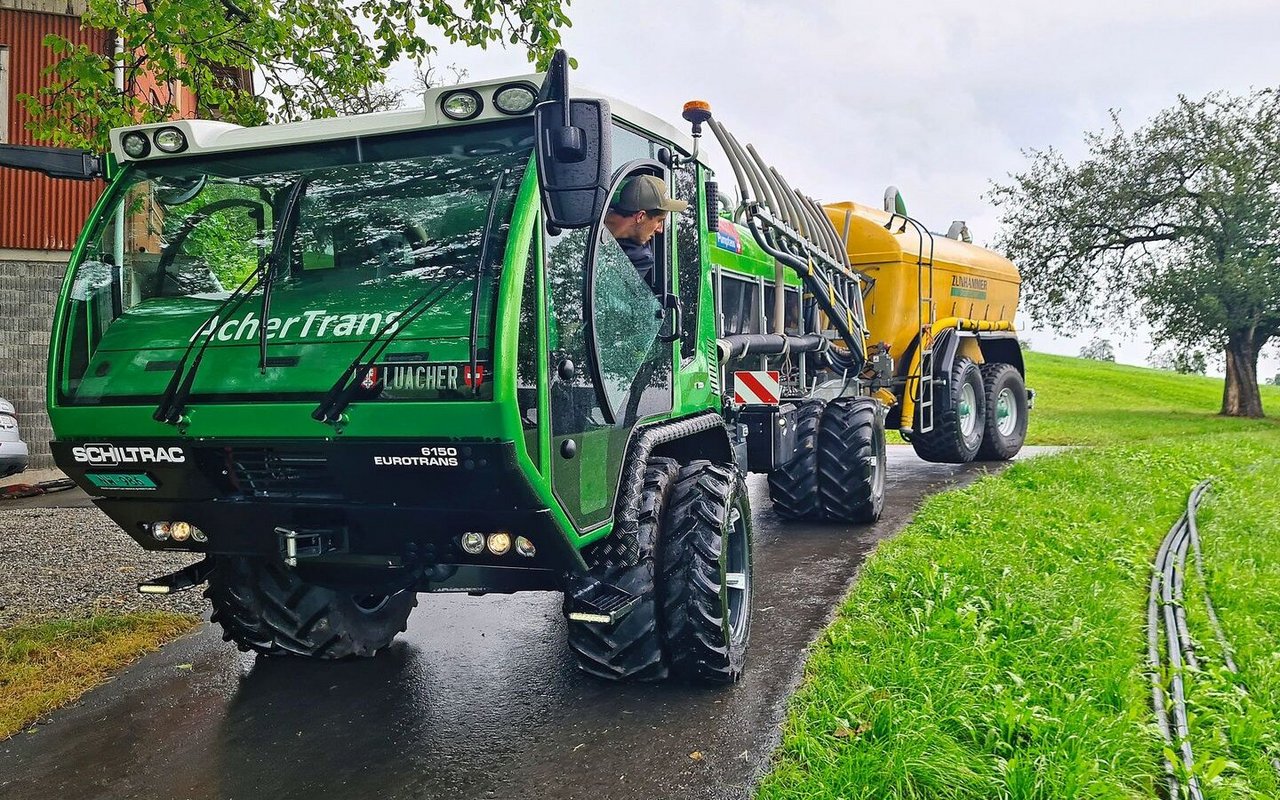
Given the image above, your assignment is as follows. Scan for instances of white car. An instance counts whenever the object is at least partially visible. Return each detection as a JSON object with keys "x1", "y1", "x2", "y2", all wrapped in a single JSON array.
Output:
[{"x1": 0, "y1": 397, "x2": 29, "y2": 477}]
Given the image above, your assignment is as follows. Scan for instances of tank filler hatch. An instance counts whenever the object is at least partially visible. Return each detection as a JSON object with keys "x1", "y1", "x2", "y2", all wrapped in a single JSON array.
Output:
[{"x1": 703, "y1": 117, "x2": 870, "y2": 375}]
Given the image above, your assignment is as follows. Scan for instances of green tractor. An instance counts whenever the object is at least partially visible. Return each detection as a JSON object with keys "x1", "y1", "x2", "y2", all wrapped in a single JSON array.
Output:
[{"x1": 8, "y1": 52, "x2": 887, "y2": 683}]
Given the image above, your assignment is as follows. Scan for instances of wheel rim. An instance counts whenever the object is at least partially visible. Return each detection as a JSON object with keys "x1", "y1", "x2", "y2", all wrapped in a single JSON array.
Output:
[
  {"x1": 724, "y1": 505, "x2": 750, "y2": 646},
  {"x1": 958, "y1": 382, "x2": 977, "y2": 437},
  {"x1": 872, "y1": 427, "x2": 886, "y2": 499},
  {"x1": 352, "y1": 594, "x2": 390, "y2": 614},
  {"x1": 996, "y1": 387, "x2": 1018, "y2": 436}
]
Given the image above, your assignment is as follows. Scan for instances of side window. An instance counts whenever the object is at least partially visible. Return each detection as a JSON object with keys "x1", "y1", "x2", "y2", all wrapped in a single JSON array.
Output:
[
  {"x1": 763, "y1": 285, "x2": 801, "y2": 334},
  {"x1": 719, "y1": 274, "x2": 760, "y2": 335},
  {"x1": 673, "y1": 162, "x2": 701, "y2": 361},
  {"x1": 592, "y1": 232, "x2": 663, "y2": 423},
  {"x1": 516, "y1": 234, "x2": 540, "y2": 468}
]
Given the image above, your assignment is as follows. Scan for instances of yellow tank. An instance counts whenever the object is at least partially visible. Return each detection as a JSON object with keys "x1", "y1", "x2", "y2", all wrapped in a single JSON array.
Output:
[{"x1": 823, "y1": 201, "x2": 1021, "y2": 360}]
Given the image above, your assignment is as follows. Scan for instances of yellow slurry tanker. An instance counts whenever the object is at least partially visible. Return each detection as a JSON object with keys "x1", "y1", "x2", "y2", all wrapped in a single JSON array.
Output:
[{"x1": 823, "y1": 194, "x2": 1028, "y2": 463}]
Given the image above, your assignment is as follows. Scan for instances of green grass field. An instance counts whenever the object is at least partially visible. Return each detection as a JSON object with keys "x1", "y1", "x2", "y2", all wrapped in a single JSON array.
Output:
[
  {"x1": 1023, "y1": 351, "x2": 1280, "y2": 444},
  {"x1": 757, "y1": 354, "x2": 1280, "y2": 799}
]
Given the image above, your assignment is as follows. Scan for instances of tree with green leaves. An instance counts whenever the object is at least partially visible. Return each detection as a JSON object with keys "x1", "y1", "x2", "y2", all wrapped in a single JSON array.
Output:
[
  {"x1": 24, "y1": 0, "x2": 571, "y2": 150},
  {"x1": 991, "y1": 88, "x2": 1280, "y2": 417}
]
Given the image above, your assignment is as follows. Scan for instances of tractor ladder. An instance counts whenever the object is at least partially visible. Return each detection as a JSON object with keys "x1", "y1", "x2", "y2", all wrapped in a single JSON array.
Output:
[
  {"x1": 704, "y1": 118, "x2": 871, "y2": 379},
  {"x1": 886, "y1": 211, "x2": 937, "y2": 434}
]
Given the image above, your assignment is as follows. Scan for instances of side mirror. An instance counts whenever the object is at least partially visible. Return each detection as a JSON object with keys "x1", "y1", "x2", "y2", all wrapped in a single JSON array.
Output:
[
  {"x1": 534, "y1": 98, "x2": 613, "y2": 229},
  {"x1": 0, "y1": 144, "x2": 103, "y2": 181}
]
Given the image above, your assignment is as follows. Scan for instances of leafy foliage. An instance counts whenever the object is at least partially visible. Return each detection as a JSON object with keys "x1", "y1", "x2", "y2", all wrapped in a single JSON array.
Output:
[
  {"x1": 991, "y1": 89, "x2": 1280, "y2": 416},
  {"x1": 1149, "y1": 347, "x2": 1208, "y2": 375},
  {"x1": 23, "y1": 0, "x2": 572, "y2": 149}
]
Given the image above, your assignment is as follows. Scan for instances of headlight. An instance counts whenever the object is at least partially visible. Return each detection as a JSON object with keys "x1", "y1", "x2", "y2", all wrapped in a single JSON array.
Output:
[
  {"x1": 441, "y1": 90, "x2": 482, "y2": 121},
  {"x1": 121, "y1": 131, "x2": 150, "y2": 159},
  {"x1": 460, "y1": 531, "x2": 486, "y2": 555},
  {"x1": 153, "y1": 127, "x2": 188, "y2": 154},
  {"x1": 169, "y1": 521, "x2": 192, "y2": 542},
  {"x1": 486, "y1": 531, "x2": 511, "y2": 556},
  {"x1": 151, "y1": 521, "x2": 172, "y2": 541},
  {"x1": 493, "y1": 83, "x2": 537, "y2": 115},
  {"x1": 515, "y1": 536, "x2": 536, "y2": 558}
]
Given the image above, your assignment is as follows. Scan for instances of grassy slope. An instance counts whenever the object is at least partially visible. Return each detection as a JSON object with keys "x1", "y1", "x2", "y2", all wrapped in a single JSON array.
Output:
[
  {"x1": 758, "y1": 354, "x2": 1280, "y2": 799},
  {"x1": 1023, "y1": 351, "x2": 1280, "y2": 444}
]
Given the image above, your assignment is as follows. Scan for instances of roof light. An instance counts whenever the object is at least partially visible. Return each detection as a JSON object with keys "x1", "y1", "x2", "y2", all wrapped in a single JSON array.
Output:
[
  {"x1": 153, "y1": 127, "x2": 188, "y2": 154},
  {"x1": 441, "y1": 90, "x2": 482, "y2": 121},
  {"x1": 122, "y1": 132, "x2": 151, "y2": 159},
  {"x1": 493, "y1": 83, "x2": 537, "y2": 115}
]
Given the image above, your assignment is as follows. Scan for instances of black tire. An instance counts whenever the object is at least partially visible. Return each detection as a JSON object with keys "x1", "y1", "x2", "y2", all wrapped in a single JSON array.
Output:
[
  {"x1": 565, "y1": 456, "x2": 680, "y2": 681},
  {"x1": 767, "y1": 398, "x2": 825, "y2": 520},
  {"x1": 817, "y1": 397, "x2": 886, "y2": 523},
  {"x1": 976, "y1": 363, "x2": 1028, "y2": 461},
  {"x1": 660, "y1": 461, "x2": 752, "y2": 684},
  {"x1": 206, "y1": 557, "x2": 417, "y2": 659},
  {"x1": 911, "y1": 356, "x2": 986, "y2": 463}
]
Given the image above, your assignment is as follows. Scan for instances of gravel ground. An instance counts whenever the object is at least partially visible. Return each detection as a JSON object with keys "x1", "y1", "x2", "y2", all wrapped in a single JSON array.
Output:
[{"x1": 0, "y1": 506, "x2": 207, "y2": 628}]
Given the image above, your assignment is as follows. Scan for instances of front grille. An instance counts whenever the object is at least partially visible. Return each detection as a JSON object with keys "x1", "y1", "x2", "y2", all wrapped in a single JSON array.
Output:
[{"x1": 227, "y1": 448, "x2": 341, "y2": 500}]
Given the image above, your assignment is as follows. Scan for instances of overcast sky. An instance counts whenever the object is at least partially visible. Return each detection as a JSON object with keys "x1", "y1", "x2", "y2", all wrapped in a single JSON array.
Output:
[{"x1": 389, "y1": 0, "x2": 1280, "y2": 379}]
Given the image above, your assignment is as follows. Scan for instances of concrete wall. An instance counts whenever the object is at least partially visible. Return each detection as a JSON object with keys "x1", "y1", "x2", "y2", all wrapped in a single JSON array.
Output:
[
  {"x1": 0, "y1": 249, "x2": 66, "y2": 469},
  {"x1": 0, "y1": 1, "x2": 88, "y2": 15}
]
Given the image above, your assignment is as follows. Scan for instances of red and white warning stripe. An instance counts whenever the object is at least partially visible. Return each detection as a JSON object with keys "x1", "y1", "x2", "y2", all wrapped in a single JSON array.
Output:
[{"x1": 733, "y1": 370, "x2": 780, "y2": 405}]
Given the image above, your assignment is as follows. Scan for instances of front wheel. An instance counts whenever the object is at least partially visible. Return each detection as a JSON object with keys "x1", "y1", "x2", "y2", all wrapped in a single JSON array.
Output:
[
  {"x1": 911, "y1": 356, "x2": 986, "y2": 463},
  {"x1": 206, "y1": 557, "x2": 417, "y2": 659},
  {"x1": 660, "y1": 461, "x2": 752, "y2": 684}
]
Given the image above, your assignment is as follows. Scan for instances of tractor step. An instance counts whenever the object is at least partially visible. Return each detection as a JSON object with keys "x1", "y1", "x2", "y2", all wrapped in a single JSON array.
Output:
[
  {"x1": 138, "y1": 556, "x2": 215, "y2": 595},
  {"x1": 566, "y1": 579, "x2": 640, "y2": 625}
]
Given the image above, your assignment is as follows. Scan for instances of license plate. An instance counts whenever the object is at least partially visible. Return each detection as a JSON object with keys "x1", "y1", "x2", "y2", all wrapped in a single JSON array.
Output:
[{"x1": 85, "y1": 472, "x2": 158, "y2": 490}]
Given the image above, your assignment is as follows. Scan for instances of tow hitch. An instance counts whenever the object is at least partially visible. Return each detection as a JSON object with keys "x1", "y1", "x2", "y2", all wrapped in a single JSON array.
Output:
[{"x1": 138, "y1": 556, "x2": 215, "y2": 594}]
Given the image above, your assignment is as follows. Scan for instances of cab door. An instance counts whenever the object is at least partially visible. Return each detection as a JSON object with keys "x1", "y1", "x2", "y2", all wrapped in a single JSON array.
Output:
[{"x1": 543, "y1": 128, "x2": 675, "y2": 532}]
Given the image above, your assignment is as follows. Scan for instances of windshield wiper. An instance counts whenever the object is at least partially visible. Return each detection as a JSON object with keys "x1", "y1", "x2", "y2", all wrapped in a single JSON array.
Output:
[
  {"x1": 311, "y1": 273, "x2": 469, "y2": 423},
  {"x1": 259, "y1": 178, "x2": 307, "y2": 373},
  {"x1": 153, "y1": 264, "x2": 267, "y2": 424},
  {"x1": 313, "y1": 172, "x2": 513, "y2": 422}
]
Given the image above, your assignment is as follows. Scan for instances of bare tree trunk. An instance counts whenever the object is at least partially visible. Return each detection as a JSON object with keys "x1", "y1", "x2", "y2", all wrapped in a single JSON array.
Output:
[{"x1": 1221, "y1": 331, "x2": 1265, "y2": 418}]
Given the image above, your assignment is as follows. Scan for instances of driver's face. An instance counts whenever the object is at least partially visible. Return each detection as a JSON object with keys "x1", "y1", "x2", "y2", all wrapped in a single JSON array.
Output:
[{"x1": 633, "y1": 210, "x2": 667, "y2": 244}]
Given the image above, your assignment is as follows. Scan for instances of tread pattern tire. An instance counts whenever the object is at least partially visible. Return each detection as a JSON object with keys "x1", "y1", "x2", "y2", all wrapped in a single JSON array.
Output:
[
  {"x1": 660, "y1": 461, "x2": 752, "y2": 684},
  {"x1": 206, "y1": 557, "x2": 417, "y2": 659},
  {"x1": 566, "y1": 457, "x2": 680, "y2": 681},
  {"x1": 767, "y1": 399, "x2": 825, "y2": 520},
  {"x1": 817, "y1": 398, "x2": 886, "y2": 523},
  {"x1": 911, "y1": 356, "x2": 986, "y2": 464},
  {"x1": 976, "y1": 363, "x2": 1028, "y2": 461}
]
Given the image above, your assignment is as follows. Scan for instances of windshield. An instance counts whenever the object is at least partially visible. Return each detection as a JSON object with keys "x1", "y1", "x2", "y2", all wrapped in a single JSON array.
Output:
[{"x1": 59, "y1": 121, "x2": 532, "y2": 405}]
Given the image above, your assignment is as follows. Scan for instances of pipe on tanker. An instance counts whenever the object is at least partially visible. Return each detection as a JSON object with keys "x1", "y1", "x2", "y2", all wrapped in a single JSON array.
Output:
[
  {"x1": 717, "y1": 333, "x2": 828, "y2": 362},
  {"x1": 706, "y1": 120, "x2": 755, "y2": 207}
]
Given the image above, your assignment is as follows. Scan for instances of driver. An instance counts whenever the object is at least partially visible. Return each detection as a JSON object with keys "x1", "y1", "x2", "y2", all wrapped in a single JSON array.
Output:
[{"x1": 602, "y1": 175, "x2": 688, "y2": 287}]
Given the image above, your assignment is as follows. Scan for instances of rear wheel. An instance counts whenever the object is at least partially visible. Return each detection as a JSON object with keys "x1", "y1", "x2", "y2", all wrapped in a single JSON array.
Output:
[
  {"x1": 817, "y1": 397, "x2": 886, "y2": 523},
  {"x1": 976, "y1": 363, "x2": 1028, "y2": 461},
  {"x1": 660, "y1": 461, "x2": 752, "y2": 684},
  {"x1": 767, "y1": 398, "x2": 825, "y2": 520},
  {"x1": 911, "y1": 356, "x2": 986, "y2": 463},
  {"x1": 565, "y1": 457, "x2": 679, "y2": 681},
  {"x1": 206, "y1": 556, "x2": 416, "y2": 659}
]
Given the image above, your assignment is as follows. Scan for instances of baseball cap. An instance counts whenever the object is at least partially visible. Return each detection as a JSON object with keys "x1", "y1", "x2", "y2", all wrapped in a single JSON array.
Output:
[{"x1": 612, "y1": 175, "x2": 689, "y2": 214}]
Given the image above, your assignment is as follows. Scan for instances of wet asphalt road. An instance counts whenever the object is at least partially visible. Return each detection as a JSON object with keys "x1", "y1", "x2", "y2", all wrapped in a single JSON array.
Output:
[{"x1": 0, "y1": 447, "x2": 1040, "y2": 800}]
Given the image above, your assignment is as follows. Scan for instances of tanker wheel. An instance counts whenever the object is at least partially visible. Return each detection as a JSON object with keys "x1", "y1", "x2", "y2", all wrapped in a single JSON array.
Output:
[
  {"x1": 817, "y1": 397, "x2": 886, "y2": 523},
  {"x1": 767, "y1": 398, "x2": 825, "y2": 520},
  {"x1": 565, "y1": 456, "x2": 680, "y2": 682},
  {"x1": 206, "y1": 556, "x2": 417, "y2": 659},
  {"x1": 660, "y1": 461, "x2": 753, "y2": 684},
  {"x1": 976, "y1": 363, "x2": 1028, "y2": 461},
  {"x1": 911, "y1": 356, "x2": 986, "y2": 464}
]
